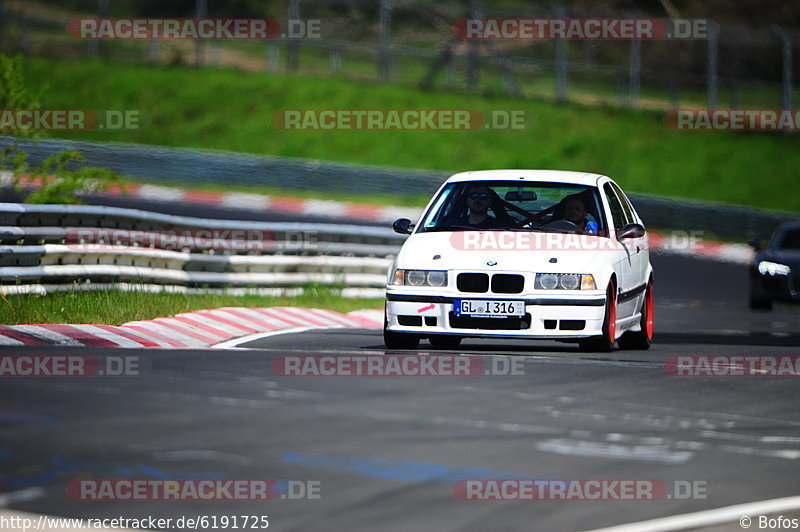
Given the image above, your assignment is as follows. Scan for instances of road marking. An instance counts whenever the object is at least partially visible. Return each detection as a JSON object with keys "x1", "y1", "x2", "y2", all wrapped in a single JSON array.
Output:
[
  {"x1": 536, "y1": 438, "x2": 693, "y2": 464},
  {"x1": 0, "y1": 488, "x2": 45, "y2": 507},
  {"x1": 583, "y1": 494, "x2": 800, "y2": 532},
  {"x1": 212, "y1": 326, "x2": 344, "y2": 348}
]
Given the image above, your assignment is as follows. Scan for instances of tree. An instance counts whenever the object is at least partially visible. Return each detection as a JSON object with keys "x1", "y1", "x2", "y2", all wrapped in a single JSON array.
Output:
[{"x1": 0, "y1": 53, "x2": 120, "y2": 204}]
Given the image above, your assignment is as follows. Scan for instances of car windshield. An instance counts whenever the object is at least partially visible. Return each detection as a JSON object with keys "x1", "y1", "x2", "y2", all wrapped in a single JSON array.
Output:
[
  {"x1": 418, "y1": 180, "x2": 607, "y2": 235},
  {"x1": 776, "y1": 228, "x2": 800, "y2": 250}
]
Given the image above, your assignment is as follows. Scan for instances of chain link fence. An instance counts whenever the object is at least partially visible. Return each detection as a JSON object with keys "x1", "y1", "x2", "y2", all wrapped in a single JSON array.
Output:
[{"x1": 0, "y1": 0, "x2": 798, "y2": 110}]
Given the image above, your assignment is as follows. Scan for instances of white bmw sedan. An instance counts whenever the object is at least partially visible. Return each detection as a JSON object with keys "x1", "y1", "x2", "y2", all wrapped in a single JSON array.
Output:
[{"x1": 384, "y1": 170, "x2": 653, "y2": 352}]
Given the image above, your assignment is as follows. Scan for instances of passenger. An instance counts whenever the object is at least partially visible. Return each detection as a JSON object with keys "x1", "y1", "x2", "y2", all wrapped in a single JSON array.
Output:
[
  {"x1": 562, "y1": 195, "x2": 599, "y2": 234},
  {"x1": 456, "y1": 185, "x2": 504, "y2": 229}
]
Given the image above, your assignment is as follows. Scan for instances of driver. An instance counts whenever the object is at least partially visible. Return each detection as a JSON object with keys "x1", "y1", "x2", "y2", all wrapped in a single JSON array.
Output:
[
  {"x1": 456, "y1": 185, "x2": 504, "y2": 229},
  {"x1": 562, "y1": 195, "x2": 598, "y2": 234}
]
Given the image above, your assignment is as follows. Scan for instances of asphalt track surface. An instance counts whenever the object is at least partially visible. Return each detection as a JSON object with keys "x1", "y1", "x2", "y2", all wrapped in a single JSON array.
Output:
[{"x1": 2, "y1": 197, "x2": 800, "y2": 531}]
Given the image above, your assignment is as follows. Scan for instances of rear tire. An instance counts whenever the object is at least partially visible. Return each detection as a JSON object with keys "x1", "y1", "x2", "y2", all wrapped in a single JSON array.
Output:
[
  {"x1": 618, "y1": 278, "x2": 653, "y2": 350},
  {"x1": 428, "y1": 335, "x2": 462, "y2": 349},
  {"x1": 579, "y1": 283, "x2": 617, "y2": 353}
]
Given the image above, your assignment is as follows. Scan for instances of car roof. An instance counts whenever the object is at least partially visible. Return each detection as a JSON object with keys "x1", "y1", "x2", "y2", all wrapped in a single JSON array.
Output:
[
  {"x1": 445, "y1": 169, "x2": 607, "y2": 187},
  {"x1": 776, "y1": 221, "x2": 800, "y2": 232}
]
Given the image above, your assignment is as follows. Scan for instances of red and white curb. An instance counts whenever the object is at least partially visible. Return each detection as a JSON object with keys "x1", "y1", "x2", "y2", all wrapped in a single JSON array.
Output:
[
  {"x1": 2, "y1": 174, "x2": 416, "y2": 225},
  {"x1": 0, "y1": 307, "x2": 384, "y2": 348},
  {"x1": 4, "y1": 174, "x2": 755, "y2": 264}
]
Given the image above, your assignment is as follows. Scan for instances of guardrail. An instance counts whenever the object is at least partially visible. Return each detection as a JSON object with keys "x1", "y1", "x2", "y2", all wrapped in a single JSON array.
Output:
[{"x1": 0, "y1": 202, "x2": 403, "y2": 296}]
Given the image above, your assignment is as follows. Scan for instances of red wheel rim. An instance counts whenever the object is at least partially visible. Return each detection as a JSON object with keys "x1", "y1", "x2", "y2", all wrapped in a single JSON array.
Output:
[
  {"x1": 607, "y1": 288, "x2": 617, "y2": 343},
  {"x1": 644, "y1": 282, "x2": 654, "y2": 339}
]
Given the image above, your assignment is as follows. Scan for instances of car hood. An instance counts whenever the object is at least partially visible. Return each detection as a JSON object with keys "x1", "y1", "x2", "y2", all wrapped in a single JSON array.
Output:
[
  {"x1": 397, "y1": 231, "x2": 609, "y2": 273},
  {"x1": 760, "y1": 249, "x2": 800, "y2": 266}
]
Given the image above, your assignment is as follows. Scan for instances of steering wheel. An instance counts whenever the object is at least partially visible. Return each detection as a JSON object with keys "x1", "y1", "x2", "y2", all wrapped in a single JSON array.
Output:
[
  {"x1": 513, "y1": 213, "x2": 541, "y2": 228},
  {"x1": 539, "y1": 219, "x2": 581, "y2": 232}
]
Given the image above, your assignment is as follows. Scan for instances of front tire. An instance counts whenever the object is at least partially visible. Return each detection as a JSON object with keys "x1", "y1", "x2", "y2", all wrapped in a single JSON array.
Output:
[
  {"x1": 428, "y1": 335, "x2": 462, "y2": 349},
  {"x1": 383, "y1": 328, "x2": 420, "y2": 349},
  {"x1": 618, "y1": 278, "x2": 653, "y2": 350},
  {"x1": 749, "y1": 287, "x2": 773, "y2": 311},
  {"x1": 579, "y1": 282, "x2": 617, "y2": 353},
  {"x1": 383, "y1": 312, "x2": 420, "y2": 349}
]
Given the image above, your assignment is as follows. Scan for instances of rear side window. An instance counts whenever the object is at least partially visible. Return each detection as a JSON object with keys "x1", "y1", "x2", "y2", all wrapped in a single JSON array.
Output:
[
  {"x1": 777, "y1": 229, "x2": 800, "y2": 250},
  {"x1": 610, "y1": 182, "x2": 637, "y2": 224},
  {"x1": 603, "y1": 183, "x2": 628, "y2": 230}
]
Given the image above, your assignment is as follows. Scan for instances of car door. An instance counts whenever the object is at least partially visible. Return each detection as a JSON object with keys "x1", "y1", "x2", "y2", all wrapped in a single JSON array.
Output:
[
  {"x1": 612, "y1": 183, "x2": 648, "y2": 290},
  {"x1": 602, "y1": 182, "x2": 637, "y2": 318},
  {"x1": 610, "y1": 182, "x2": 647, "y2": 293}
]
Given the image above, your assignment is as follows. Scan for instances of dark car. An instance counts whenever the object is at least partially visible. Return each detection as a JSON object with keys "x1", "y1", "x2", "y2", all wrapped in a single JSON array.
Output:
[{"x1": 749, "y1": 222, "x2": 800, "y2": 310}]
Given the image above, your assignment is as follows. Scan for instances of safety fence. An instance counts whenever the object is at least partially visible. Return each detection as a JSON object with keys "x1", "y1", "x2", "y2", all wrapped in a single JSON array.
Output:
[{"x1": 0, "y1": 202, "x2": 403, "y2": 297}]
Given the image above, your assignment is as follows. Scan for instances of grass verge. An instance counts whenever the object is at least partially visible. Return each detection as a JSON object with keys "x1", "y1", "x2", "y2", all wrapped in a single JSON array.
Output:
[
  {"x1": 0, "y1": 288, "x2": 378, "y2": 325},
  {"x1": 17, "y1": 56, "x2": 800, "y2": 213}
]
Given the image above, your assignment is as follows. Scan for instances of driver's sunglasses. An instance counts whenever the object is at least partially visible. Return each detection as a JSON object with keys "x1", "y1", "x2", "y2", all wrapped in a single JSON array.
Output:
[{"x1": 468, "y1": 193, "x2": 490, "y2": 200}]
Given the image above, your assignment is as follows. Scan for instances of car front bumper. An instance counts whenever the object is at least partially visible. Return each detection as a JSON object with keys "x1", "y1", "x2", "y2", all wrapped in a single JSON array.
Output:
[
  {"x1": 385, "y1": 291, "x2": 608, "y2": 339},
  {"x1": 752, "y1": 271, "x2": 800, "y2": 302}
]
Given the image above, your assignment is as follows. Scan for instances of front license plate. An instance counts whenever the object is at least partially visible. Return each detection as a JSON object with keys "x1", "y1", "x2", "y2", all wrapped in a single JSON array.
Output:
[{"x1": 454, "y1": 299, "x2": 525, "y2": 318}]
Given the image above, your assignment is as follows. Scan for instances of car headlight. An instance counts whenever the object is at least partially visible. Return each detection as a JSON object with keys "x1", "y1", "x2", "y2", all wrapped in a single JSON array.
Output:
[
  {"x1": 559, "y1": 274, "x2": 580, "y2": 290},
  {"x1": 758, "y1": 261, "x2": 791, "y2": 276},
  {"x1": 391, "y1": 269, "x2": 448, "y2": 287},
  {"x1": 535, "y1": 273, "x2": 596, "y2": 290}
]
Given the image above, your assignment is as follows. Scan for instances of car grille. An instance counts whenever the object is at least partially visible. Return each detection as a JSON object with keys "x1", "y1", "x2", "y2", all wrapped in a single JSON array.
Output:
[
  {"x1": 456, "y1": 273, "x2": 524, "y2": 294},
  {"x1": 491, "y1": 274, "x2": 524, "y2": 294},
  {"x1": 449, "y1": 312, "x2": 531, "y2": 330},
  {"x1": 457, "y1": 273, "x2": 490, "y2": 293}
]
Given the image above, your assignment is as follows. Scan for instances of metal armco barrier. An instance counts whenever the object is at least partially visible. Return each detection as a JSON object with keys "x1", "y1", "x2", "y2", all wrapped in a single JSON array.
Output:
[{"x1": 0, "y1": 202, "x2": 402, "y2": 293}]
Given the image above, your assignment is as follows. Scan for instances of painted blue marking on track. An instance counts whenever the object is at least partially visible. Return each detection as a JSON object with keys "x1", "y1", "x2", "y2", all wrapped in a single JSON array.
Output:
[
  {"x1": 281, "y1": 452, "x2": 528, "y2": 484},
  {"x1": 135, "y1": 464, "x2": 224, "y2": 480},
  {"x1": 0, "y1": 411, "x2": 53, "y2": 424},
  {"x1": 0, "y1": 456, "x2": 225, "y2": 488}
]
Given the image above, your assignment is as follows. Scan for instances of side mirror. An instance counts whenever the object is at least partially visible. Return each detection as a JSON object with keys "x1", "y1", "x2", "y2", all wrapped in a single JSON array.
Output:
[
  {"x1": 392, "y1": 218, "x2": 413, "y2": 235},
  {"x1": 617, "y1": 223, "x2": 646, "y2": 240}
]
